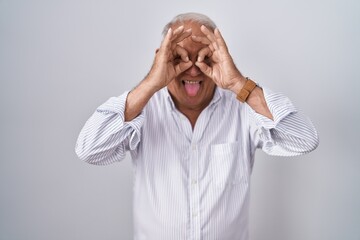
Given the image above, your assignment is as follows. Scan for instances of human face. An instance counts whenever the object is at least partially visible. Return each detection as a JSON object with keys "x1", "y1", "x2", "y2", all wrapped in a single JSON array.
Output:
[{"x1": 167, "y1": 22, "x2": 216, "y2": 112}]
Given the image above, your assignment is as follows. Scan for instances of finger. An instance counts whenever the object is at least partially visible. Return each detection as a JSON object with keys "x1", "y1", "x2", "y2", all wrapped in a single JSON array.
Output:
[
  {"x1": 197, "y1": 47, "x2": 212, "y2": 62},
  {"x1": 195, "y1": 61, "x2": 212, "y2": 78},
  {"x1": 160, "y1": 28, "x2": 173, "y2": 51},
  {"x1": 200, "y1": 25, "x2": 216, "y2": 42},
  {"x1": 173, "y1": 28, "x2": 192, "y2": 43},
  {"x1": 200, "y1": 25, "x2": 220, "y2": 51},
  {"x1": 191, "y1": 36, "x2": 215, "y2": 52},
  {"x1": 191, "y1": 35, "x2": 211, "y2": 45},
  {"x1": 170, "y1": 25, "x2": 185, "y2": 41},
  {"x1": 173, "y1": 25, "x2": 184, "y2": 34},
  {"x1": 214, "y1": 28, "x2": 228, "y2": 51},
  {"x1": 175, "y1": 61, "x2": 193, "y2": 76},
  {"x1": 174, "y1": 45, "x2": 189, "y2": 62}
]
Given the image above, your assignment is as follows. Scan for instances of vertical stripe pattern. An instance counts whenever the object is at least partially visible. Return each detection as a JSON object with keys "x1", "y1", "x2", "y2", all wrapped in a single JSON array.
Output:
[{"x1": 75, "y1": 87, "x2": 319, "y2": 240}]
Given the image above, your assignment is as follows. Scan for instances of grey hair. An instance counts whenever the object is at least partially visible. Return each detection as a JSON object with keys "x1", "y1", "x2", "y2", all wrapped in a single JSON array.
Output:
[{"x1": 162, "y1": 12, "x2": 217, "y2": 36}]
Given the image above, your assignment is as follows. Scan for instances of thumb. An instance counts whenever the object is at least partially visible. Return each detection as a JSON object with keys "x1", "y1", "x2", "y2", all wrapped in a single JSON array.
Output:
[
  {"x1": 195, "y1": 61, "x2": 212, "y2": 78},
  {"x1": 175, "y1": 61, "x2": 192, "y2": 76}
]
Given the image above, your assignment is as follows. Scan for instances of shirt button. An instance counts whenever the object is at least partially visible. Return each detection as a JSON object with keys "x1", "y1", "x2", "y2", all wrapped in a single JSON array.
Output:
[
  {"x1": 191, "y1": 144, "x2": 197, "y2": 150},
  {"x1": 192, "y1": 212, "x2": 198, "y2": 218},
  {"x1": 192, "y1": 180, "x2": 197, "y2": 185}
]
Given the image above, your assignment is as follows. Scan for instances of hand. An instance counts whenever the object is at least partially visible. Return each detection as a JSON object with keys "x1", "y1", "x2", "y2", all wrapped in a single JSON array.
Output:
[
  {"x1": 145, "y1": 26, "x2": 193, "y2": 91},
  {"x1": 192, "y1": 26, "x2": 245, "y2": 92}
]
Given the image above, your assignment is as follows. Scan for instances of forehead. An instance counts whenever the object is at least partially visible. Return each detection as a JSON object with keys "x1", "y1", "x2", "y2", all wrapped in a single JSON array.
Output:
[{"x1": 171, "y1": 21, "x2": 207, "y2": 53}]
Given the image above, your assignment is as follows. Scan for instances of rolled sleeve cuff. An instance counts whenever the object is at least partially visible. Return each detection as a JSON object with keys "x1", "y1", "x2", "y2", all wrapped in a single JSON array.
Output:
[
  {"x1": 97, "y1": 91, "x2": 145, "y2": 150},
  {"x1": 126, "y1": 115, "x2": 144, "y2": 150},
  {"x1": 250, "y1": 87, "x2": 297, "y2": 129}
]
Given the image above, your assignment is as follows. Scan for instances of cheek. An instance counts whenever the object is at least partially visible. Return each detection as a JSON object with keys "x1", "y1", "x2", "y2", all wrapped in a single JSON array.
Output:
[
  {"x1": 203, "y1": 80, "x2": 216, "y2": 93},
  {"x1": 167, "y1": 79, "x2": 183, "y2": 93},
  {"x1": 203, "y1": 78, "x2": 215, "y2": 88}
]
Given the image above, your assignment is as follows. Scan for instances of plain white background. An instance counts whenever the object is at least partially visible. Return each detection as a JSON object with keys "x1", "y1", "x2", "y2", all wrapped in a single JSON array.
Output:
[{"x1": 1, "y1": 0, "x2": 359, "y2": 239}]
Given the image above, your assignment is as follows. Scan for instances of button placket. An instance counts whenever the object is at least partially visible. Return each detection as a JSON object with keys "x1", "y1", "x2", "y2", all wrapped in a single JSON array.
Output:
[{"x1": 189, "y1": 142, "x2": 201, "y2": 240}]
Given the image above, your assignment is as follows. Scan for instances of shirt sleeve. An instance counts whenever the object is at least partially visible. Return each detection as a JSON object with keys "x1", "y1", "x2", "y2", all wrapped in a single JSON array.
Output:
[
  {"x1": 75, "y1": 91, "x2": 145, "y2": 165},
  {"x1": 248, "y1": 87, "x2": 319, "y2": 156}
]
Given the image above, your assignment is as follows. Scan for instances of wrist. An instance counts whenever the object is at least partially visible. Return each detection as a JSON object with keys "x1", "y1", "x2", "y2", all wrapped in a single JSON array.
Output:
[
  {"x1": 229, "y1": 75, "x2": 247, "y2": 94},
  {"x1": 235, "y1": 77, "x2": 257, "y2": 103},
  {"x1": 142, "y1": 74, "x2": 164, "y2": 94}
]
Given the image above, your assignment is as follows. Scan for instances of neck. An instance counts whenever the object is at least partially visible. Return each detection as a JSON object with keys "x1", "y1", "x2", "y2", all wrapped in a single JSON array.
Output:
[
  {"x1": 171, "y1": 92, "x2": 215, "y2": 130},
  {"x1": 179, "y1": 107, "x2": 202, "y2": 130}
]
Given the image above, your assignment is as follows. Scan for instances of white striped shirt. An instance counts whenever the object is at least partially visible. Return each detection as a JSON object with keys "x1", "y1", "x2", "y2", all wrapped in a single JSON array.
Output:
[{"x1": 75, "y1": 86, "x2": 319, "y2": 240}]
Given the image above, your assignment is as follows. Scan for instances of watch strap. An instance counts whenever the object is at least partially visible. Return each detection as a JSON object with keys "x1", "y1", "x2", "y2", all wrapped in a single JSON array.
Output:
[{"x1": 236, "y1": 77, "x2": 257, "y2": 103}]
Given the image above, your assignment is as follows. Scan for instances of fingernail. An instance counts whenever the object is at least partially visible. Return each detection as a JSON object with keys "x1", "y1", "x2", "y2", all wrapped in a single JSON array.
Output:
[{"x1": 186, "y1": 57, "x2": 189, "y2": 62}]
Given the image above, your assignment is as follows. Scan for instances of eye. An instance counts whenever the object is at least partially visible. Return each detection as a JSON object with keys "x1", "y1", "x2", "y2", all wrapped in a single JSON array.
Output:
[
  {"x1": 204, "y1": 56, "x2": 212, "y2": 65},
  {"x1": 173, "y1": 55, "x2": 181, "y2": 64}
]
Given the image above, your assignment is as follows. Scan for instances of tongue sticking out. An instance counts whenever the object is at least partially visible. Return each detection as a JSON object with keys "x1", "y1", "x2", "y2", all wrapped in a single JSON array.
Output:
[{"x1": 184, "y1": 82, "x2": 200, "y2": 97}]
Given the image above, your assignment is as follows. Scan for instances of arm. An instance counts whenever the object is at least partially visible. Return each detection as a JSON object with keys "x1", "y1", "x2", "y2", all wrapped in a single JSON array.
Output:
[
  {"x1": 75, "y1": 26, "x2": 193, "y2": 164},
  {"x1": 193, "y1": 26, "x2": 274, "y2": 119},
  {"x1": 75, "y1": 92, "x2": 144, "y2": 165},
  {"x1": 225, "y1": 70, "x2": 319, "y2": 156},
  {"x1": 248, "y1": 88, "x2": 319, "y2": 156},
  {"x1": 125, "y1": 25, "x2": 193, "y2": 121},
  {"x1": 192, "y1": 26, "x2": 318, "y2": 155}
]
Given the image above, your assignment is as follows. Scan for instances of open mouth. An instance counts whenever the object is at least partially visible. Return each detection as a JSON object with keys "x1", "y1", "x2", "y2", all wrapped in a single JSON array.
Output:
[
  {"x1": 182, "y1": 80, "x2": 202, "y2": 85},
  {"x1": 182, "y1": 80, "x2": 202, "y2": 96}
]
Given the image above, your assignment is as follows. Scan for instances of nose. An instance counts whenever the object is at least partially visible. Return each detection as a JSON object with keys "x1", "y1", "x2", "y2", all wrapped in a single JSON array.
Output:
[{"x1": 185, "y1": 64, "x2": 201, "y2": 77}]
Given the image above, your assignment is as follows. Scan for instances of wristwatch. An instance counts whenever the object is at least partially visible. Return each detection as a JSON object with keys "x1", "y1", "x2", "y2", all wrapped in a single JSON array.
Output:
[{"x1": 236, "y1": 77, "x2": 257, "y2": 103}]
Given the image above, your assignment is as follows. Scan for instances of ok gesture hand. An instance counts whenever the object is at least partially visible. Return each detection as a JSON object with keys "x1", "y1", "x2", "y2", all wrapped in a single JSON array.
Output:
[
  {"x1": 147, "y1": 26, "x2": 193, "y2": 91},
  {"x1": 192, "y1": 25, "x2": 245, "y2": 92}
]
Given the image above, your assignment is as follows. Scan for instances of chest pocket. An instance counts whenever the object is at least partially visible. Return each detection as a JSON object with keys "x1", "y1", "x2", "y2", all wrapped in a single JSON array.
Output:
[{"x1": 210, "y1": 141, "x2": 248, "y2": 187}]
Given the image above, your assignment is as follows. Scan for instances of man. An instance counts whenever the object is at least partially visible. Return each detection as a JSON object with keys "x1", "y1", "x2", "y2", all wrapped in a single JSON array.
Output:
[{"x1": 75, "y1": 12, "x2": 319, "y2": 240}]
